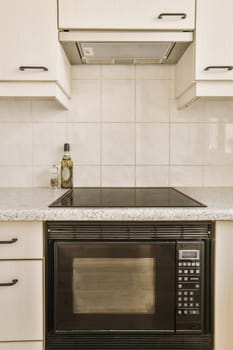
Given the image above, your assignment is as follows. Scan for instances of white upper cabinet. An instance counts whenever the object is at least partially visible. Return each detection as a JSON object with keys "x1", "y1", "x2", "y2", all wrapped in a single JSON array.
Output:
[
  {"x1": 175, "y1": 0, "x2": 233, "y2": 108},
  {"x1": 195, "y1": 0, "x2": 233, "y2": 80},
  {"x1": 0, "y1": 0, "x2": 71, "y2": 108},
  {"x1": 59, "y1": 0, "x2": 195, "y2": 30}
]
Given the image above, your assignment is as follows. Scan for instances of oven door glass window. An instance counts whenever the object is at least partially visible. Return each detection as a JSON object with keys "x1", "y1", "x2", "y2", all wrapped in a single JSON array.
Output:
[
  {"x1": 73, "y1": 258, "x2": 155, "y2": 314},
  {"x1": 54, "y1": 242, "x2": 175, "y2": 331}
]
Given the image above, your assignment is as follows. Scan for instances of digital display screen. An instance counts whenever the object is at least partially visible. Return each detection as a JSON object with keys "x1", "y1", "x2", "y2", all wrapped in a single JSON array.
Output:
[
  {"x1": 179, "y1": 250, "x2": 200, "y2": 260},
  {"x1": 182, "y1": 251, "x2": 197, "y2": 259}
]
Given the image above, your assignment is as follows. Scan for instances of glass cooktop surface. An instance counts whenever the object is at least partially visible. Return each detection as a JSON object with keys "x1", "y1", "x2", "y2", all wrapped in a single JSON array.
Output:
[{"x1": 49, "y1": 187, "x2": 206, "y2": 208}]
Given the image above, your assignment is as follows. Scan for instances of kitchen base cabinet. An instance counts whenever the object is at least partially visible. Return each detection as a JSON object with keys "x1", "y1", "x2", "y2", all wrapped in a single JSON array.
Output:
[
  {"x1": 215, "y1": 221, "x2": 233, "y2": 350},
  {"x1": 0, "y1": 221, "x2": 44, "y2": 345},
  {"x1": 0, "y1": 342, "x2": 43, "y2": 350}
]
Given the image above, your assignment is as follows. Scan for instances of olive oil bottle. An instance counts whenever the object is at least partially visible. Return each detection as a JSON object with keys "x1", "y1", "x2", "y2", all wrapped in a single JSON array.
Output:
[{"x1": 61, "y1": 143, "x2": 73, "y2": 188}]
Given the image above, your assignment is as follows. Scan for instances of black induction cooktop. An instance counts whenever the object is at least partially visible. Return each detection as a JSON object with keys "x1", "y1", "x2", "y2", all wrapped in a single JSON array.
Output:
[{"x1": 49, "y1": 187, "x2": 206, "y2": 208}]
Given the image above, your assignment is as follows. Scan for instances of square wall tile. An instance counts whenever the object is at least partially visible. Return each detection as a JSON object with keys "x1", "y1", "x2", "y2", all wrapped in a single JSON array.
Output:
[
  {"x1": 136, "y1": 124, "x2": 169, "y2": 165},
  {"x1": 102, "y1": 124, "x2": 135, "y2": 165},
  {"x1": 101, "y1": 65, "x2": 135, "y2": 79},
  {"x1": 0, "y1": 123, "x2": 32, "y2": 165},
  {"x1": 170, "y1": 124, "x2": 204, "y2": 165},
  {"x1": 0, "y1": 166, "x2": 32, "y2": 187},
  {"x1": 69, "y1": 80, "x2": 101, "y2": 122},
  {"x1": 170, "y1": 99, "x2": 204, "y2": 123},
  {"x1": 67, "y1": 123, "x2": 101, "y2": 165},
  {"x1": 72, "y1": 65, "x2": 101, "y2": 79},
  {"x1": 136, "y1": 65, "x2": 170, "y2": 79},
  {"x1": 136, "y1": 80, "x2": 169, "y2": 122},
  {"x1": 204, "y1": 123, "x2": 233, "y2": 165},
  {"x1": 136, "y1": 166, "x2": 169, "y2": 186},
  {"x1": 33, "y1": 166, "x2": 51, "y2": 187},
  {"x1": 102, "y1": 166, "x2": 135, "y2": 187},
  {"x1": 204, "y1": 166, "x2": 233, "y2": 186},
  {"x1": 102, "y1": 80, "x2": 135, "y2": 122},
  {"x1": 74, "y1": 166, "x2": 101, "y2": 187},
  {"x1": 170, "y1": 166, "x2": 203, "y2": 186},
  {"x1": 32, "y1": 101, "x2": 67, "y2": 123},
  {"x1": 33, "y1": 123, "x2": 66, "y2": 165},
  {"x1": 0, "y1": 100, "x2": 31, "y2": 122},
  {"x1": 204, "y1": 100, "x2": 233, "y2": 123}
]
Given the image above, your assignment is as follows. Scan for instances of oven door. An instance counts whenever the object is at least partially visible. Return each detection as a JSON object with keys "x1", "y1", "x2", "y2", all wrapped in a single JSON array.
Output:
[{"x1": 53, "y1": 241, "x2": 176, "y2": 332}]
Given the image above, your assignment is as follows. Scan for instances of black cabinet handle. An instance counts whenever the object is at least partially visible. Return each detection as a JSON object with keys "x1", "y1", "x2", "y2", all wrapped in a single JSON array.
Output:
[
  {"x1": 158, "y1": 13, "x2": 187, "y2": 19},
  {"x1": 0, "y1": 279, "x2": 18, "y2": 287},
  {"x1": 19, "y1": 66, "x2": 48, "y2": 71},
  {"x1": 0, "y1": 238, "x2": 18, "y2": 244},
  {"x1": 204, "y1": 66, "x2": 233, "y2": 71}
]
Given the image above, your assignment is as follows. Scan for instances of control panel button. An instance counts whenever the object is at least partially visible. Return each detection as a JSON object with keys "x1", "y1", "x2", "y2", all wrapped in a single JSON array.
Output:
[
  {"x1": 178, "y1": 284, "x2": 182, "y2": 289},
  {"x1": 178, "y1": 291, "x2": 182, "y2": 296},
  {"x1": 195, "y1": 303, "x2": 200, "y2": 307},
  {"x1": 184, "y1": 310, "x2": 188, "y2": 315},
  {"x1": 184, "y1": 270, "x2": 188, "y2": 274},
  {"x1": 196, "y1": 269, "x2": 200, "y2": 274},
  {"x1": 178, "y1": 269, "x2": 182, "y2": 274},
  {"x1": 178, "y1": 277, "x2": 183, "y2": 281},
  {"x1": 178, "y1": 310, "x2": 182, "y2": 315},
  {"x1": 195, "y1": 284, "x2": 200, "y2": 289}
]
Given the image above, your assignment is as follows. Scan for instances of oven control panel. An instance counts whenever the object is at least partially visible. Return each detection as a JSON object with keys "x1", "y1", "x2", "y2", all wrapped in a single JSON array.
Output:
[{"x1": 176, "y1": 242, "x2": 204, "y2": 332}]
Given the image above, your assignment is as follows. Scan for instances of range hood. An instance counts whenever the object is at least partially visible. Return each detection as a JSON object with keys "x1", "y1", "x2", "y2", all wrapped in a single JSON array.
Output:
[{"x1": 59, "y1": 31, "x2": 193, "y2": 65}]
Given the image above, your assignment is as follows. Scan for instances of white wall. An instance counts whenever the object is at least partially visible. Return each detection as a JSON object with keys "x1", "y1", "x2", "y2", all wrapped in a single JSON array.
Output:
[{"x1": 0, "y1": 65, "x2": 233, "y2": 187}]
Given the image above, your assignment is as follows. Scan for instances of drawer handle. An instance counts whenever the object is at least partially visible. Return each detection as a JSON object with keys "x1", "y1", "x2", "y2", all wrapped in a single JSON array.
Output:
[
  {"x1": 158, "y1": 13, "x2": 187, "y2": 19},
  {"x1": 0, "y1": 279, "x2": 18, "y2": 287},
  {"x1": 204, "y1": 66, "x2": 233, "y2": 71},
  {"x1": 0, "y1": 238, "x2": 18, "y2": 244},
  {"x1": 19, "y1": 66, "x2": 48, "y2": 71}
]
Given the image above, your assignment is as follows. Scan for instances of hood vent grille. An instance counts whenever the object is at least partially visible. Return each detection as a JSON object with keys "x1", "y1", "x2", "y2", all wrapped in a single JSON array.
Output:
[{"x1": 78, "y1": 42, "x2": 175, "y2": 64}]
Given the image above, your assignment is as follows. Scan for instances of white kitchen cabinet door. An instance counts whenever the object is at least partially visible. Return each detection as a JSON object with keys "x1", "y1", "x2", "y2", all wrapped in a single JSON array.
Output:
[
  {"x1": 195, "y1": 0, "x2": 233, "y2": 80},
  {"x1": 0, "y1": 0, "x2": 71, "y2": 100},
  {"x1": 59, "y1": 0, "x2": 195, "y2": 30},
  {"x1": 0, "y1": 261, "x2": 43, "y2": 341},
  {"x1": 215, "y1": 222, "x2": 233, "y2": 350},
  {"x1": 0, "y1": 221, "x2": 43, "y2": 259}
]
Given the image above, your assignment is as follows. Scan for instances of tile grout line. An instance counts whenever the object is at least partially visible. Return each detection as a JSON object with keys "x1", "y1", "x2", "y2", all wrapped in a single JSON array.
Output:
[
  {"x1": 100, "y1": 66, "x2": 103, "y2": 187},
  {"x1": 134, "y1": 65, "x2": 137, "y2": 187}
]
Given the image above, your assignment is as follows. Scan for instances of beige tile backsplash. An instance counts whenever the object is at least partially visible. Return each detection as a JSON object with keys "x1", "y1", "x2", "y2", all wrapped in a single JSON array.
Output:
[{"x1": 0, "y1": 65, "x2": 232, "y2": 187}]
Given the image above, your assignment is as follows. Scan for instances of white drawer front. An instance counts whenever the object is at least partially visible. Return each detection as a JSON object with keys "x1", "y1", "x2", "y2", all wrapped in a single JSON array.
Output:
[
  {"x1": 59, "y1": 0, "x2": 195, "y2": 30},
  {"x1": 0, "y1": 222, "x2": 43, "y2": 259},
  {"x1": 0, "y1": 342, "x2": 43, "y2": 350},
  {"x1": 0, "y1": 261, "x2": 43, "y2": 341}
]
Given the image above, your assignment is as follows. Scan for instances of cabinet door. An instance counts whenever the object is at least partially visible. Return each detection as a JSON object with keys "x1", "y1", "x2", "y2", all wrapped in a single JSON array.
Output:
[
  {"x1": 196, "y1": 0, "x2": 233, "y2": 80},
  {"x1": 59, "y1": 0, "x2": 195, "y2": 30},
  {"x1": 215, "y1": 222, "x2": 233, "y2": 350},
  {"x1": 0, "y1": 261, "x2": 43, "y2": 341},
  {"x1": 0, "y1": 0, "x2": 57, "y2": 81}
]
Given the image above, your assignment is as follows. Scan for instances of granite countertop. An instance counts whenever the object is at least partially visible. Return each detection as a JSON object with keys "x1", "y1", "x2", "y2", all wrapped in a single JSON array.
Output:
[{"x1": 0, "y1": 187, "x2": 232, "y2": 221}]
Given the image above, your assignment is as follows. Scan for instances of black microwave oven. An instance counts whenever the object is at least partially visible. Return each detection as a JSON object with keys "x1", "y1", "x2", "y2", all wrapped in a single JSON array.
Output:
[{"x1": 45, "y1": 221, "x2": 214, "y2": 350}]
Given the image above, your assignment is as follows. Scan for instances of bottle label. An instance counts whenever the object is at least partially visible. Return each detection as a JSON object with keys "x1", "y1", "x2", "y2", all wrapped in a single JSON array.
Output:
[{"x1": 62, "y1": 166, "x2": 70, "y2": 182}]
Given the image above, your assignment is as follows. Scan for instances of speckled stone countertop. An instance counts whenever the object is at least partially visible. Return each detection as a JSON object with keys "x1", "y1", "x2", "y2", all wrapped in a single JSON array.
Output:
[{"x1": 0, "y1": 187, "x2": 232, "y2": 221}]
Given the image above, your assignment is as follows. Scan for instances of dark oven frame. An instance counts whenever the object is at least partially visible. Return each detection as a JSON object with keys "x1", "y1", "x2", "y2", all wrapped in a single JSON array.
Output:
[{"x1": 45, "y1": 221, "x2": 214, "y2": 350}]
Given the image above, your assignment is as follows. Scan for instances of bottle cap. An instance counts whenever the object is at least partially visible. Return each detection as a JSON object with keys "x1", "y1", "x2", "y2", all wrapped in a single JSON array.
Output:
[{"x1": 64, "y1": 143, "x2": 70, "y2": 152}]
